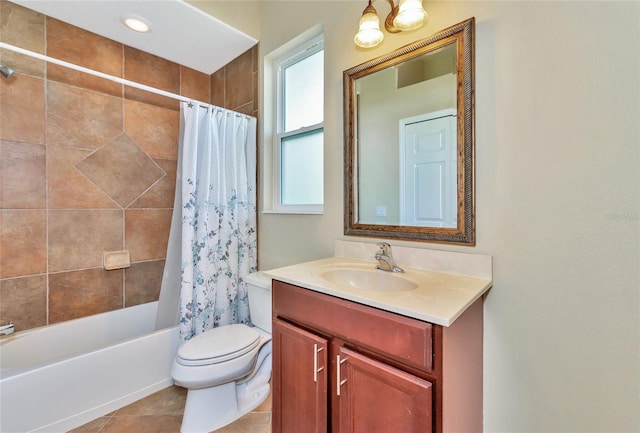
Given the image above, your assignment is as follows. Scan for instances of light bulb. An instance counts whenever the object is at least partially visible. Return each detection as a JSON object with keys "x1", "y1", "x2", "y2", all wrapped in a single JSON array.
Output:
[
  {"x1": 393, "y1": 0, "x2": 427, "y2": 31},
  {"x1": 354, "y1": 3, "x2": 384, "y2": 48}
]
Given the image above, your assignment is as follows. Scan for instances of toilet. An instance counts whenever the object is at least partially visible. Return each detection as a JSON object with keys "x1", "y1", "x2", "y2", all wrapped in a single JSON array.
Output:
[{"x1": 171, "y1": 271, "x2": 272, "y2": 433}]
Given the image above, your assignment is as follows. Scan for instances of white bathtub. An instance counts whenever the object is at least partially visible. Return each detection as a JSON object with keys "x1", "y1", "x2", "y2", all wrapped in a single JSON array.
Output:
[{"x1": 0, "y1": 301, "x2": 180, "y2": 433}]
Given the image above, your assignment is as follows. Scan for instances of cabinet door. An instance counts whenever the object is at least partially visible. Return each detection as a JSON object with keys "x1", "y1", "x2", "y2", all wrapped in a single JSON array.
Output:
[
  {"x1": 336, "y1": 346, "x2": 433, "y2": 433},
  {"x1": 272, "y1": 319, "x2": 328, "y2": 433}
]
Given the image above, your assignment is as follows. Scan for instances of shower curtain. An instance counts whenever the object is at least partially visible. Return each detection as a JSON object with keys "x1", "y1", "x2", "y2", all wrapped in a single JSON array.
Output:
[{"x1": 158, "y1": 102, "x2": 257, "y2": 340}]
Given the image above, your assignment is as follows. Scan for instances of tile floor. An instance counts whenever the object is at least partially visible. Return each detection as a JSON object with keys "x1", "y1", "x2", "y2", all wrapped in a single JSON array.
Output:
[{"x1": 69, "y1": 385, "x2": 272, "y2": 433}]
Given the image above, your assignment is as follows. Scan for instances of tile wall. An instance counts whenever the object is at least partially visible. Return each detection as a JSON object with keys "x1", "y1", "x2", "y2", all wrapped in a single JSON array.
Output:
[{"x1": 0, "y1": 0, "x2": 258, "y2": 331}]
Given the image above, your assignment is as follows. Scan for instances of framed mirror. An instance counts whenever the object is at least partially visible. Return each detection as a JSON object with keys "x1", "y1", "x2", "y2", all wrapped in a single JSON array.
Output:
[{"x1": 343, "y1": 18, "x2": 475, "y2": 245}]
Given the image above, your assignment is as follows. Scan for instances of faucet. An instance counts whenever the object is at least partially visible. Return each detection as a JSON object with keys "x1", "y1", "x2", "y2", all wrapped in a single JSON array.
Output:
[
  {"x1": 374, "y1": 242, "x2": 404, "y2": 273},
  {"x1": 0, "y1": 322, "x2": 14, "y2": 336}
]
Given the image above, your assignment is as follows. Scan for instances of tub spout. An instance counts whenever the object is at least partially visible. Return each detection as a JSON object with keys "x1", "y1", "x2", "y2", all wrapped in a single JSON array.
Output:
[{"x1": 1, "y1": 322, "x2": 15, "y2": 336}]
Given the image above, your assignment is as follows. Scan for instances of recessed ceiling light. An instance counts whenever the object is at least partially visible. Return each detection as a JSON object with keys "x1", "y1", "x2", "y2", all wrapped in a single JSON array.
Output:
[{"x1": 122, "y1": 14, "x2": 152, "y2": 33}]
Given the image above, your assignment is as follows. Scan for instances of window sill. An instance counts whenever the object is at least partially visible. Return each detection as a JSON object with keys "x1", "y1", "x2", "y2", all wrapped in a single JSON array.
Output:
[{"x1": 262, "y1": 209, "x2": 324, "y2": 216}]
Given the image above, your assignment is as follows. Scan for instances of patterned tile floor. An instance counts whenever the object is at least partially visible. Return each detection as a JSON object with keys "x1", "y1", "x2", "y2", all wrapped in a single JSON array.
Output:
[{"x1": 69, "y1": 385, "x2": 272, "y2": 433}]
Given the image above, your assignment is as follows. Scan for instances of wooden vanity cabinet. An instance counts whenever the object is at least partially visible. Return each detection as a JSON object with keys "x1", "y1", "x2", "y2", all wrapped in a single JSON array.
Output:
[{"x1": 272, "y1": 280, "x2": 483, "y2": 433}]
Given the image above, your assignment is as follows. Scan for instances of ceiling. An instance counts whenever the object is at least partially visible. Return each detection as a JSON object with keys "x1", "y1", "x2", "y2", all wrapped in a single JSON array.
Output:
[{"x1": 12, "y1": 0, "x2": 258, "y2": 75}]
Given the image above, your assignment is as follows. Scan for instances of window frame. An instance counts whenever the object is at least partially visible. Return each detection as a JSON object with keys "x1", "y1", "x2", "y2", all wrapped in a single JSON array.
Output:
[{"x1": 272, "y1": 35, "x2": 324, "y2": 214}]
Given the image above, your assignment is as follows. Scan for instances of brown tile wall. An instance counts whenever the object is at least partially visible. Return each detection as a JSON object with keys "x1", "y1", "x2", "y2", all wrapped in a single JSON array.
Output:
[
  {"x1": 211, "y1": 45, "x2": 259, "y2": 117},
  {"x1": 0, "y1": 0, "x2": 258, "y2": 331}
]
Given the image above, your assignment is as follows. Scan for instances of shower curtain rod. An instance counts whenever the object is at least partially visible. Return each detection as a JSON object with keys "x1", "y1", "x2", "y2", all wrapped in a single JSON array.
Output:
[{"x1": 0, "y1": 41, "x2": 252, "y2": 119}]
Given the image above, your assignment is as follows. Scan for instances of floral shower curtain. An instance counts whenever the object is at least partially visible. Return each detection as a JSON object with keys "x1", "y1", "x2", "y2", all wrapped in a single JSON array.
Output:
[{"x1": 175, "y1": 102, "x2": 257, "y2": 340}]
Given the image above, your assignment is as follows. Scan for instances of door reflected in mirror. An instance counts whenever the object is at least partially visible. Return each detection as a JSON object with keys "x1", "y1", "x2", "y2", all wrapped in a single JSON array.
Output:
[{"x1": 344, "y1": 18, "x2": 475, "y2": 244}]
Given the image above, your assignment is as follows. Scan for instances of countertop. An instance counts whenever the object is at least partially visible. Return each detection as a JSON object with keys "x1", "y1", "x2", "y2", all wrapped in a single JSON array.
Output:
[{"x1": 265, "y1": 256, "x2": 492, "y2": 327}]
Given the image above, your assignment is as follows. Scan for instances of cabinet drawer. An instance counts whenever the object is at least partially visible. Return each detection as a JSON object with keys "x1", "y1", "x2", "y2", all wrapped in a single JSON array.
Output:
[{"x1": 273, "y1": 280, "x2": 433, "y2": 373}]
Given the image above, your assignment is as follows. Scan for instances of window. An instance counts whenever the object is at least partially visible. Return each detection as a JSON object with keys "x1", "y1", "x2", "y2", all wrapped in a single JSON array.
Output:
[{"x1": 273, "y1": 36, "x2": 324, "y2": 213}]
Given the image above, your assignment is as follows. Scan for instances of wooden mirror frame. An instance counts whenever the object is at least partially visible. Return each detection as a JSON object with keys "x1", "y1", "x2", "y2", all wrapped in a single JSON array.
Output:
[{"x1": 343, "y1": 17, "x2": 475, "y2": 245}]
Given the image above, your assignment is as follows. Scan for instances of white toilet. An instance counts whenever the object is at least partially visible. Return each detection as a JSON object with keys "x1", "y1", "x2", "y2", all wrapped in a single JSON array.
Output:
[{"x1": 171, "y1": 271, "x2": 272, "y2": 433}]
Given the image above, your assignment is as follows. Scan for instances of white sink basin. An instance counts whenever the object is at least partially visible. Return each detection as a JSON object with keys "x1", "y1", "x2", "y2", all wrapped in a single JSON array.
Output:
[{"x1": 320, "y1": 269, "x2": 418, "y2": 292}]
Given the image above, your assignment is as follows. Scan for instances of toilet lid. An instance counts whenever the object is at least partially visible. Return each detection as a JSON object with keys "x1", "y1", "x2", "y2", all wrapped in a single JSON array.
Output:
[{"x1": 177, "y1": 324, "x2": 261, "y2": 367}]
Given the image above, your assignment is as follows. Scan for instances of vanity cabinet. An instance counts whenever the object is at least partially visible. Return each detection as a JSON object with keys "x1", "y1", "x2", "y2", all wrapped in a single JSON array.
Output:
[{"x1": 272, "y1": 280, "x2": 483, "y2": 433}]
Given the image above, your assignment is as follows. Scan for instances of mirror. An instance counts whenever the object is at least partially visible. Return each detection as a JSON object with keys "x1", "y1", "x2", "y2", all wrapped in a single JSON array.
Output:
[{"x1": 343, "y1": 18, "x2": 475, "y2": 245}]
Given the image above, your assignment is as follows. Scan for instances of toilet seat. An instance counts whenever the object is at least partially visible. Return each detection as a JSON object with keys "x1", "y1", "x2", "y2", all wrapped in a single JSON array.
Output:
[{"x1": 176, "y1": 324, "x2": 261, "y2": 367}]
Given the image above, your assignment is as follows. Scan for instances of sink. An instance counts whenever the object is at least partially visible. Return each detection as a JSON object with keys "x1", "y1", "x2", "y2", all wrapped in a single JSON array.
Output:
[{"x1": 320, "y1": 269, "x2": 417, "y2": 292}]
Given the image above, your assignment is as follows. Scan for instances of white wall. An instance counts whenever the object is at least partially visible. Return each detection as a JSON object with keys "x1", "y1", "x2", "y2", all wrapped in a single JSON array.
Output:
[
  {"x1": 187, "y1": 0, "x2": 262, "y2": 39},
  {"x1": 257, "y1": 1, "x2": 640, "y2": 432}
]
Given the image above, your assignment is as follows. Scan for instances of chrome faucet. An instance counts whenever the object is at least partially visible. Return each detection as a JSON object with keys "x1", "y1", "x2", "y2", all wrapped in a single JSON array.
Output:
[
  {"x1": 0, "y1": 322, "x2": 14, "y2": 336},
  {"x1": 374, "y1": 242, "x2": 404, "y2": 273}
]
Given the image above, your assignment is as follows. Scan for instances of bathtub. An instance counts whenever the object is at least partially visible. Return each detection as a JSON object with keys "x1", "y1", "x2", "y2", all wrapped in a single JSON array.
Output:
[{"x1": 0, "y1": 301, "x2": 180, "y2": 433}]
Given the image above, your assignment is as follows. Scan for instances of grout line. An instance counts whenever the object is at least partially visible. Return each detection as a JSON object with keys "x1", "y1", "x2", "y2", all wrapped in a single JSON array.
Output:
[{"x1": 44, "y1": 15, "x2": 50, "y2": 327}]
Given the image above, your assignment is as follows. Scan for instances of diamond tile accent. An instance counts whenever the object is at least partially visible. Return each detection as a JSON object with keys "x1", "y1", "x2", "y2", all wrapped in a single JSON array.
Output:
[
  {"x1": 48, "y1": 145, "x2": 119, "y2": 209},
  {"x1": 76, "y1": 133, "x2": 165, "y2": 207},
  {"x1": 128, "y1": 159, "x2": 176, "y2": 209}
]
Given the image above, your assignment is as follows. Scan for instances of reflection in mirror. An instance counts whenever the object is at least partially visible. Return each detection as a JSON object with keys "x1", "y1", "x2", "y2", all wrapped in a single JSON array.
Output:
[
  {"x1": 344, "y1": 18, "x2": 475, "y2": 244},
  {"x1": 356, "y1": 42, "x2": 457, "y2": 227}
]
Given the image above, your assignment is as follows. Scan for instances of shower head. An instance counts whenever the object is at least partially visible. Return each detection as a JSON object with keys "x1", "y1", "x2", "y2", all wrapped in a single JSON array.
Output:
[{"x1": 0, "y1": 64, "x2": 15, "y2": 78}]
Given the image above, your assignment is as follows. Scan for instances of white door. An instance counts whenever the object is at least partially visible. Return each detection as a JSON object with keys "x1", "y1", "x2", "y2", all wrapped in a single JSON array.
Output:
[{"x1": 399, "y1": 109, "x2": 457, "y2": 227}]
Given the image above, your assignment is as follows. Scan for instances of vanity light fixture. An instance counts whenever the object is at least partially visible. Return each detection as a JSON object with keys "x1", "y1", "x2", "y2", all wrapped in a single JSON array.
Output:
[
  {"x1": 354, "y1": 0, "x2": 384, "y2": 49},
  {"x1": 393, "y1": 0, "x2": 428, "y2": 31},
  {"x1": 354, "y1": 0, "x2": 428, "y2": 48},
  {"x1": 122, "y1": 14, "x2": 152, "y2": 33}
]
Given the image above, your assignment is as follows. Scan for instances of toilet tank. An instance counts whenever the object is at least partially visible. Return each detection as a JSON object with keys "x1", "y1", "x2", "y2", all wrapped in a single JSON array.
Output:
[{"x1": 246, "y1": 271, "x2": 272, "y2": 333}]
